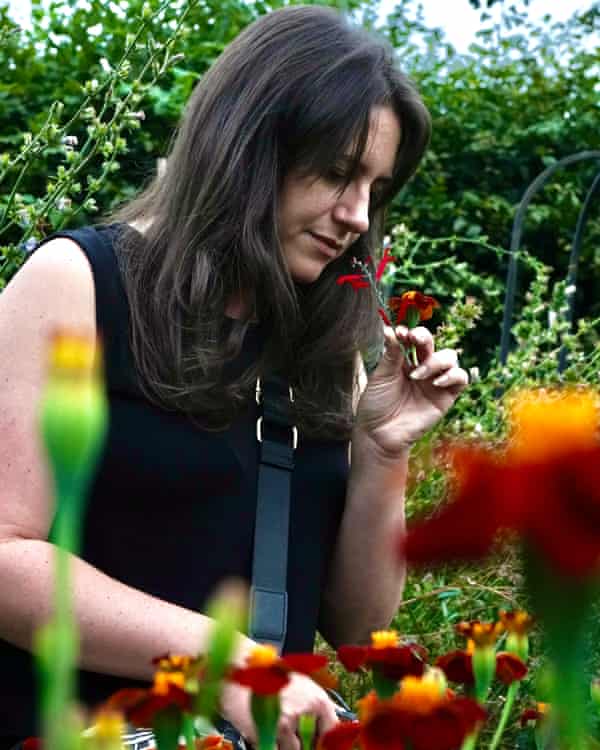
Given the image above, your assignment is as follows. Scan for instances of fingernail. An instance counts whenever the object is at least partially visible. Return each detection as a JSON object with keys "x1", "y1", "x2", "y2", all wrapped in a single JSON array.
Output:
[
  {"x1": 433, "y1": 374, "x2": 450, "y2": 386},
  {"x1": 410, "y1": 365, "x2": 428, "y2": 380}
]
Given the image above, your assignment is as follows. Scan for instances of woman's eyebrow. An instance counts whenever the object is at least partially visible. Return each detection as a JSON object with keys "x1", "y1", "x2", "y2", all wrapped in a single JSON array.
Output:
[{"x1": 338, "y1": 155, "x2": 393, "y2": 182}]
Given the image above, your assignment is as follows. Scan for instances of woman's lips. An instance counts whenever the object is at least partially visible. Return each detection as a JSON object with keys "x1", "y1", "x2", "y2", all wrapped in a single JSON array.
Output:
[{"x1": 309, "y1": 232, "x2": 341, "y2": 257}]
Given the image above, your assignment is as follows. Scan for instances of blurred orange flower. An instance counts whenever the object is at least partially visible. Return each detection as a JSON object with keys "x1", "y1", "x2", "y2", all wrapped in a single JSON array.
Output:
[{"x1": 400, "y1": 389, "x2": 600, "y2": 579}]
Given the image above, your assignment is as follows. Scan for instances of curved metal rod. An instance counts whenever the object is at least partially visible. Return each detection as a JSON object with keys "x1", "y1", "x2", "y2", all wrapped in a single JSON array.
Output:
[
  {"x1": 558, "y1": 168, "x2": 600, "y2": 373},
  {"x1": 499, "y1": 150, "x2": 600, "y2": 366}
]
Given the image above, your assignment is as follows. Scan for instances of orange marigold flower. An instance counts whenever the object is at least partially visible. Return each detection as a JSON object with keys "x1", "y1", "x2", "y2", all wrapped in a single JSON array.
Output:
[
  {"x1": 228, "y1": 645, "x2": 329, "y2": 696},
  {"x1": 338, "y1": 631, "x2": 427, "y2": 682},
  {"x1": 455, "y1": 621, "x2": 504, "y2": 648},
  {"x1": 347, "y1": 674, "x2": 485, "y2": 750},
  {"x1": 401, "y1": 388, "x2": 600, "y2": 579},
  {"x1": 498, "y1": 610, "x2": 533, "y2": 635},
  {"x1": 104, "y1": 672, "x2": 191, "y2": 727},
  {"x1": 388, "y1": 291, "x2": 440, "y2": 326}
]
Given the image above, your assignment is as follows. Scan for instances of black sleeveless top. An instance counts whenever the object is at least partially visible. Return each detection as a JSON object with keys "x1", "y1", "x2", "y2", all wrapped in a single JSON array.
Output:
[{"x1": 0, "y1": 224, "x2": 349, "y2": 736}]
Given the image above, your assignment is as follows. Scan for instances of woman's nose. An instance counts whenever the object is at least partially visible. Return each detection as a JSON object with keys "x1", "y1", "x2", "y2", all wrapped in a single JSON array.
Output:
[{"x1": 332, "y1": 184, "x2": 370, "y2": 235}]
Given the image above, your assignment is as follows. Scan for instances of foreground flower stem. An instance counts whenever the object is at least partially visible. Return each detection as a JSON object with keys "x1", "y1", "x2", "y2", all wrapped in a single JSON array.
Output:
[
  {"x1": 35, "y1": 333, "x2": 108, "y2": 749},
  {"x1": 488, "y1": 682, "x2": 519, "y2": 750},
  {"x1": 251, "y1": 694, "x2": 280, "y2": 750},
  {"x1": 182, "y1": 713, "x2": 196, "y2": 750},
  {"x1": 460, "y1": 731, "x2": 478, "y2": 750}
]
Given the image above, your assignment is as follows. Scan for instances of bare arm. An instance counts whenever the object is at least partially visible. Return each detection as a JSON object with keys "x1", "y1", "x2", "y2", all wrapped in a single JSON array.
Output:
[
  {"x1": 319, "y1": 324, "x2": 467, "y2": 648},
  {"x1": 0, "y1": 239, "x2": 255, "y2": 675},
  {"x1": 0, "y1": 239, "x2": 338, "y2": 744},
  {"x1": 318, "y1": 355, "x2": 407, "y2": 648}
]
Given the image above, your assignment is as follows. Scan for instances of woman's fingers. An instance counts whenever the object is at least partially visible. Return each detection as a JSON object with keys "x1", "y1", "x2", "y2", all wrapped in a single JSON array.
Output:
[
  {"x1": 276, "y1": 673, "x2": 338, "y2": 749},
  {"x1": 409, "y1": 348, "x2": 458, "y2": 380}
]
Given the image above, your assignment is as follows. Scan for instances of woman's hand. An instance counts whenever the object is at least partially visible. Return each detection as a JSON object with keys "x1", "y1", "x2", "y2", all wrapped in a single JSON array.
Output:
[
  {"x1": 354, "y1": 324, "x2": 469, "y2": 457},
  {"x1": 220, "y1": 671, "x2": 339, "y2": 749}
]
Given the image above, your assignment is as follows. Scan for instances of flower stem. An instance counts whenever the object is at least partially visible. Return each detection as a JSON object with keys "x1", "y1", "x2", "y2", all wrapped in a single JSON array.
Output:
[
  {"x1": 460, "y1": 731, "x2": 478, "y2": 750},
  {"x1": 182, "y1": 713, "x2": 195, "y2": 750},
  {"x1": 488, "y1": 682, "x2": 518, "y2": 750}
]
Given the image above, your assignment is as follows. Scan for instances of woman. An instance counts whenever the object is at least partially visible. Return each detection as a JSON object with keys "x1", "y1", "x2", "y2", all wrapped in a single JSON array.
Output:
[{"x1": 0, "y1": 4, "x2": 467, "y2": 748}]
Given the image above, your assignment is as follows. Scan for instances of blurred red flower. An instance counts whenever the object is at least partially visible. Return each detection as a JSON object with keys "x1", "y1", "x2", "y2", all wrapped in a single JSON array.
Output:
[
  {"x1": 337, "y1": 631, "x2": 427, "y2": 681},
  {"x1": 435, "y1": 649, "x2": 527, "y2": 686},
  {"x1": 105, "y1": 670, "x2": 191, "y2": 727},
  {"x1": 319, "y1": 675, "x2": 485, "y2": 750},
  {"x1": 400, "y1": 389, "x2": 600, "y2": 579},
  {"x1": 228, "y1": 644, "x2": 329, "y2": 696}
]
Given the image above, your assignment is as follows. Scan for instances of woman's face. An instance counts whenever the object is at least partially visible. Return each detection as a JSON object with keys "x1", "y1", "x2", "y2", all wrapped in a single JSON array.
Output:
[{"x1": 277, "y1": 105, "x2": 401, "y2": 284}]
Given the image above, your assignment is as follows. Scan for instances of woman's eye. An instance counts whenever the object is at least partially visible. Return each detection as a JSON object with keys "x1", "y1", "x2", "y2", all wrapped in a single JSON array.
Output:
[{"x1": 325, "y1": 167, "x2": 347, "y2": 183}]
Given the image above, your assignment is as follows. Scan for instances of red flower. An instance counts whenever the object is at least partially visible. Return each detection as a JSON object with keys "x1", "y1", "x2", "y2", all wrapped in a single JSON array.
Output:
[
  {"x1": 337, "y1": 274, "x2": 370, "y2": 290},
  {"x1": 435, "y1": 650, "x2": 527, "y2": 687},
  {"x1": 435, "y1": 650, "x2": 475, "y2": 686},
  {"x1": 378, "y1": 308, "x2": 392, "y2": 326},
  {"x1": 338, "y1": 631, "x2": 427, "y2": 681},
  {"x1": 105, "y1": 671, "x2": 191, "y2": 727},
  {"x1": 400, "y1": 387, "x2": 600, "y2": 579},
  {"x1": 22, "y1": 740, "x2": 43, "y2": 750},
  {"x1": 228, "y1": 644, "x2": 329, "y2": 696},
  {"x1": 520, "y1": 702, "x2": 549, "y2": 727},
  {"x1": 317, "y1": 721, "x2": 361, "y2": 750},
  {"x1": 375, "y1": 246, "x2": 394, "y2": 281},
  {"x1": 388, "y1": 291, "x2": 440, "y2": 325},
  {"x1": 495, "y1": 652, "x2": 528, "y2": 684},
  {"x1": 180, "y1": 736, "x2": 234, "y2": 750},
  {"x1": 319, "y1": 675, "x2": 485, "y2": 750}
]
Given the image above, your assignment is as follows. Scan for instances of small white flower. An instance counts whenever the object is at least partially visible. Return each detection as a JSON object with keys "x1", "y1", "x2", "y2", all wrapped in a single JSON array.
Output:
[
  {"x1": 17, "y1": 208, "x2": 31, "y2": 227},
  {"x1": 473, "y1": 422, "x2": 483, "y2": 435},
  {"x1": 129, "y1": 110, "x2": 146, "y2": 121},
  {"x1": 548, "y1": 310, "x2": 557, "y2": 328},
  {"x1": 21, "y1": 238, "x2": 39, "y2": 254},
  {"x1": 56, "y1": 197, "x2": 72, "y2": 211},
  {"x1": 61, "y1": 135, "x2": 79, "y2": 147},
  {"x1": 565, "y1": 284, "x2": 576, "y2": 296},
  {"x1": 468, "y1": 366, "x2": 480, "y2": 383}
]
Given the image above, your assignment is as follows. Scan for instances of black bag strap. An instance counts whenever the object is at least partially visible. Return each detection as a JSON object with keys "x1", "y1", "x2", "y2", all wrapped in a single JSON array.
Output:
[{"x1": 248, "y1": 374, "x2": 297, "y2": 652}]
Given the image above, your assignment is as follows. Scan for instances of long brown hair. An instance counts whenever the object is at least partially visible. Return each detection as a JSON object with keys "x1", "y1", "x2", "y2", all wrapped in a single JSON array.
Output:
[{"x1": 107, "y1": 4, "x2": 431, "y2": 439}]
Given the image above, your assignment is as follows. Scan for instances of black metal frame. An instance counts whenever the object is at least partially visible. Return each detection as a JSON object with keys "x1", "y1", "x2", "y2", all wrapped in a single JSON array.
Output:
[{"x1": 499, "y1": 150, "x2": 600, "y2": 372}]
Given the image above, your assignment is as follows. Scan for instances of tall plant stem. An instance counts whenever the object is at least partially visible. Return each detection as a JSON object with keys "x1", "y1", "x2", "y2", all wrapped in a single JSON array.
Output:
[{"x1": 488, "y1": 683, "x2": 519, "y2": 750}]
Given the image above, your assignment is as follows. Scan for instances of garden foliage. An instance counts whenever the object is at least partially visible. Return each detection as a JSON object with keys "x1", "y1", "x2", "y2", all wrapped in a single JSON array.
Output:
[{"x1": 1, "y1": 2, "x2": 600, "y2": 746}]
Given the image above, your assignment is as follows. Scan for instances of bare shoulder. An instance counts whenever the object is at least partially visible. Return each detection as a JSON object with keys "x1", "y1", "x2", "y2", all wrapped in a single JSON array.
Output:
[
  {"x1": 0, "y1": 236, "x2": 96, "y2": 541},
  {"x1": 2, "y1": 237, "x2": 96, "y2": 325}
]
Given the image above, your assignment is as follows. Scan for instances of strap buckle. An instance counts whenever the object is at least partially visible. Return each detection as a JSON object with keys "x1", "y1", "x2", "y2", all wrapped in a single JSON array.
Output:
[
  {"x1": 255, "y1": 377, "x2": 298, "y2": 450},
  {"x1": 256, "y1": 417, "x2": 298, "y2": 450},
  {"x1": 255, "y1": 376, "x2": 295, "y2": 404}
]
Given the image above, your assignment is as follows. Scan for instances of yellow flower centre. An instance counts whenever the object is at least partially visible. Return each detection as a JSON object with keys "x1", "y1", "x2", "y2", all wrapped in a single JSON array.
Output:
[
  {"x1": 508, "y1": 388, "x2": 599, "y2": 462},
  {"x1": 499, "y1": 609, "x2": 532, "y2": 634},
  {"x1": 156, "y1": 654, "x2": 192, "y2": 671},
  {"x1": 50, "y1": 330, "x2": 99, "y2": 375},
  {"x1": 457, "y1": 620, "x2": 503, "y2": 647},
  {"x1": 246, "y1": 644, "x2": 279, "y2": 668},
  {"x1": 93, "y1": 709, "x2": 126, "y2": 738},
  {"x1": 370, "y1": 630, "x2": 399, "y2": 649},
  {"x1": 154, "y1": 669, "x2": 186, "y2": 695},
  {"x1": 394, "y1": 674, "x2": 445, "y2": 714}
]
